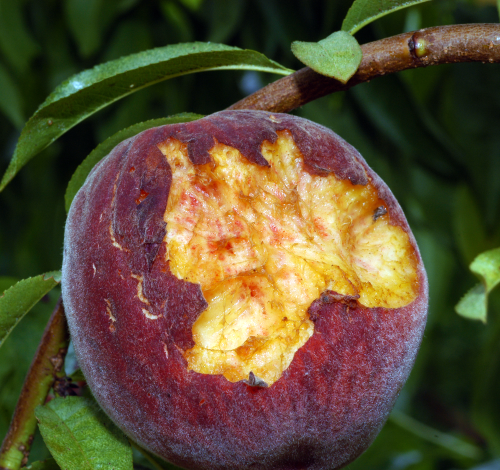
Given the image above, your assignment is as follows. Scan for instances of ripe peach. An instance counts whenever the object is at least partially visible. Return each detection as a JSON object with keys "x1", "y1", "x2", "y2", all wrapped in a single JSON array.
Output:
[{"x1": 62, "y1": 110, "x2": 427, "y2": 470}]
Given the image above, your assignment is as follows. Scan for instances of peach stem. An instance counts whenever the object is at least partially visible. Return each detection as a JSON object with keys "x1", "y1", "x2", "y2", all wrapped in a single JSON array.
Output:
[
  {"x1": 0, "y1": 298, "x2": 69, "y2": 470},
  {"x1": 228, "y1": 23, "x2": 500, "y2": 113}
]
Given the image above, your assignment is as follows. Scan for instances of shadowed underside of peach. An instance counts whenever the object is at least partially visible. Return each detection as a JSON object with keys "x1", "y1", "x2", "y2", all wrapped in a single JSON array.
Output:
[{"x1": 159, "y1": 130, "x2": 419, "y2": 386}]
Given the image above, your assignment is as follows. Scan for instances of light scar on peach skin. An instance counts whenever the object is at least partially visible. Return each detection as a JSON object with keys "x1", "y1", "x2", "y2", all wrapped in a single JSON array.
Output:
[
  {"x1": 130, "y1": 273, "x2": 162, "y2": 320},
  {"x1": 156, "y1": 129, "x2": 419, "y2": 387},
  {"x1": 108, "y1": 179, "x2": 129, "y2": 252},
  {"x1": 105, "y1": 298, "x2": 117, "y2": 332},
  {"x1": 106, "y1": 173, "x2": 163, "y2": 323}
]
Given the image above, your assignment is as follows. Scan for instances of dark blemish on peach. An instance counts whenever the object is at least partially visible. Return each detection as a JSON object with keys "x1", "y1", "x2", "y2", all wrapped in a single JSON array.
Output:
[
  {"x1": 373, "y1": 206, "x2": 387, "y2": 221},
  {"x1": 320, "y1": 291, "x2": 360, "y2": 309},
  {"x1": 243, "y1": 371, "x2": 269, "y2": 388}
]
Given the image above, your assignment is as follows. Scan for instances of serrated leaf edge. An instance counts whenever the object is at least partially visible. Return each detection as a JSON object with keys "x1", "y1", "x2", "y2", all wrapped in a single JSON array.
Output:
[
  {"x1": 0, "y1": 271, "x2": 62, "y2": 348},
  {"x1": 1, "y1": 271, "x2": 61, "y2": 299}
]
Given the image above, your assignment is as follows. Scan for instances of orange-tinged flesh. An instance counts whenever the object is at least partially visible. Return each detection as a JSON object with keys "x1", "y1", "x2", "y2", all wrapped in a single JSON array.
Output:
[{"x1": 158, "y1": 131, "x2": 418, "y2": 386}]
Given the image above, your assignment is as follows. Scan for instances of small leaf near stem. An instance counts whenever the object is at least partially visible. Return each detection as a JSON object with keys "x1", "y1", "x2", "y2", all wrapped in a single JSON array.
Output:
[
  {"x1": 0, "y1": 298, "x2": 69, "y2": 470},
  {"x1": 291, "y1": 31, "x2": 362, "y2": 83}
]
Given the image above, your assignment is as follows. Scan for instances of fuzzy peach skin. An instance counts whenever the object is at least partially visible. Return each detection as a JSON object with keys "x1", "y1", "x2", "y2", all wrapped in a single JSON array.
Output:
[{"x1": 62, "y1": 110, "x2": 428, "y2": 470}]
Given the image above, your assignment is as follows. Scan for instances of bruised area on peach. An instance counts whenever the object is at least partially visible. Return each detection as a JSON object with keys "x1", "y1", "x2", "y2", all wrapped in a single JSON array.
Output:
[{"x1": 62, "y1": 110, "x2": 428, "y2": 470}]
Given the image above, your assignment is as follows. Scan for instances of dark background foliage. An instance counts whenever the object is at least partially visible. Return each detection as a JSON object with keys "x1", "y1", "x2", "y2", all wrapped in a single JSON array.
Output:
[{"x1": 1, "y1": 0, "x2": 500, "y2": 468}]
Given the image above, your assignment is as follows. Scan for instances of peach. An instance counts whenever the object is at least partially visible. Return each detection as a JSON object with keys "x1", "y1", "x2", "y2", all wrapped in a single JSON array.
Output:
[{"x1": 62, "y1": 110, "x2": 427, "y2": 470}]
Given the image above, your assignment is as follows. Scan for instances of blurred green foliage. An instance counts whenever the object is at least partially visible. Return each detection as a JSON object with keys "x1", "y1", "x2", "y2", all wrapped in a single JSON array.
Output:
[{"x1": 1, "y1": 0, "x2": 499, "y2": 469}]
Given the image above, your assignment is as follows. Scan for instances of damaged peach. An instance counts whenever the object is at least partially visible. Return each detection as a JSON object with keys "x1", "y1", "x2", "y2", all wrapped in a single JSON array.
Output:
[
  {"x1": 160, "y1": 132, "x2": 418, "y2": 386},
  {"x1": 62, "y1": 110, "x2": 428, "y2": 470}
]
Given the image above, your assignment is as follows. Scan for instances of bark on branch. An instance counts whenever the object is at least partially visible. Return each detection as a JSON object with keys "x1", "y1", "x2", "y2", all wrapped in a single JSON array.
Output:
[{"x1": 229, "y1": 23, "x2": 500, "y2": 113}]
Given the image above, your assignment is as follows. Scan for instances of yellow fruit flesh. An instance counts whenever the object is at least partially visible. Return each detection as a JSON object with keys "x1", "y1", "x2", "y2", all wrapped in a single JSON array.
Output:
[{"x1": 158, "y1": 131, "x2": 418, "y2": 386}]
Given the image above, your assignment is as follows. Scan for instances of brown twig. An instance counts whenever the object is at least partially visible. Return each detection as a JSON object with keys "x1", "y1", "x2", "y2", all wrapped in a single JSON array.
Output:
[
  {"x1": 0, "y1": 298, "x2": 69, "y2": 470},
  {"x1": 229, "y1": 23, "x2": 500, "y2": 113}
]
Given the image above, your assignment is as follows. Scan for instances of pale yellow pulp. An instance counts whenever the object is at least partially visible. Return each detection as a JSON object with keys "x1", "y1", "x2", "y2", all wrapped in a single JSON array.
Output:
[{"x1": 157, "y1": 131, "x2": 418, "y2": 386}]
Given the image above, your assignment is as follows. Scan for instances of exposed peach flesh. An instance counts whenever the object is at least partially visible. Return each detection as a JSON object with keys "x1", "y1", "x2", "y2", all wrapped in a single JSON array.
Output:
[{"x1": 158, "y1": 131, "x2": 418, "y2": 386}]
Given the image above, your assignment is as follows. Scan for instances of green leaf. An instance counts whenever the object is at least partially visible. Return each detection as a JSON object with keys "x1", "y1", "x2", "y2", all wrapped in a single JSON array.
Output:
[
  {"x1": 64, "y1": 113, "x2": 203, "y2": 212},
  {"x1": 291, "y1": 31, "x2": 362, "y2": 83},
  {"x1": 0, "y1": 62, "x2": 24, "y2": 128},
  {"x1": 36, "y1": 397, "x2": 133, "y2": 470},
  {"x1": 456, "y1": 283, "x2": 487, "y2": 323},
  {"x1": 0, "y1": 43, "x2": 292, "y2": 192},
  {"x1": 455, "y1": 247, "x2": 500, "y2": 323},
  {"x1": 0, "y1": 272, "x2": 61, "y2": 349},
  {"x1": 470, "y1": 247, "x2": 500, "y2": 293},
  {"x1": 341, "y1": 0, "x2": 431, "y2": 35}
]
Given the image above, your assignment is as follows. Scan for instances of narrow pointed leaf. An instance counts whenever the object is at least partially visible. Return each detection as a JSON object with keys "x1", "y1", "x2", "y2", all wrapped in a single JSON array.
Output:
[
  {"x1": 291, "y1": 31, "x2": 362, "y2": 83},
  {"x1": 36, "y1": 397, "x2": 132, "y2": 470},
  {"x1": 65, "y1": 113, "x2": 203, "y2": 212},
  {"x1": 0, "y1": 43, "x2": 292, "y2": 191},
  {"x1": 342, "y1": 0, "x2": 430, "y2": 35},
  {"x1": 0, "y1": 271, "x2": 61, "y2": 349}
]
